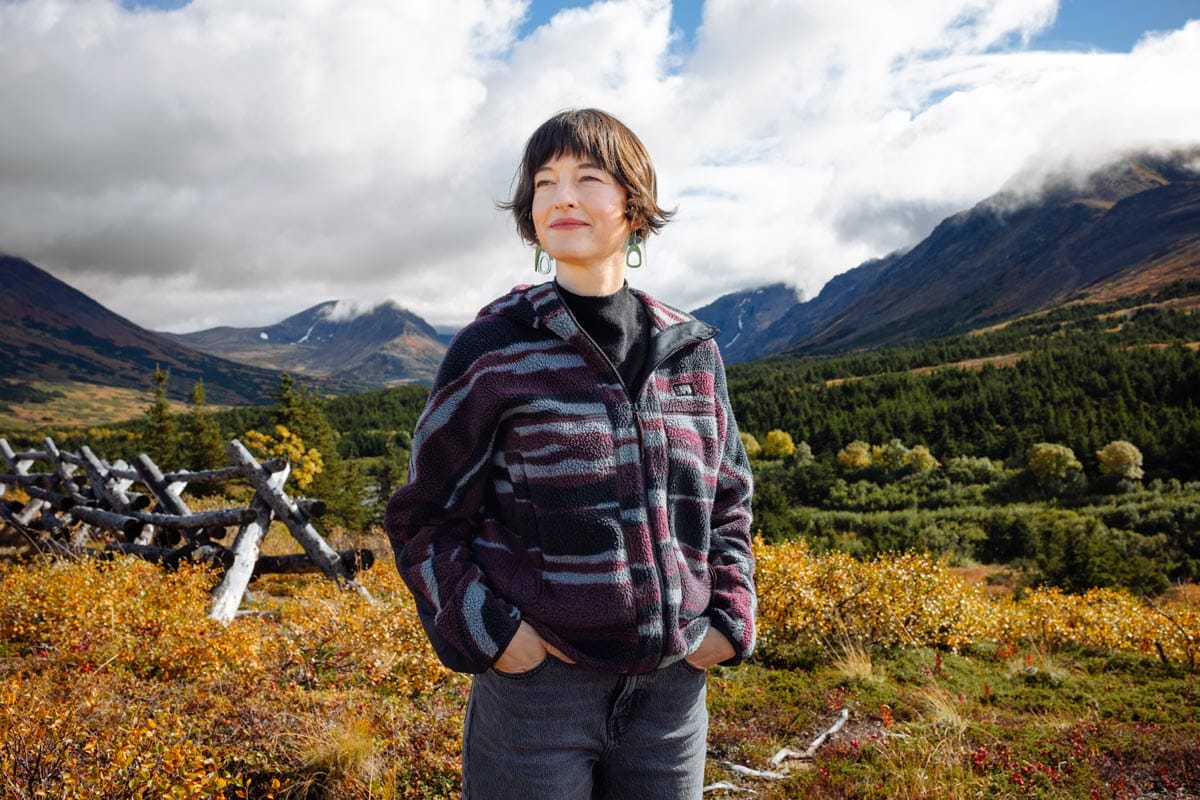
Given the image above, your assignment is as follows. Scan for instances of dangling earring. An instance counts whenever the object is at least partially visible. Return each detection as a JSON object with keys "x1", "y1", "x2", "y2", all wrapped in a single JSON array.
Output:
[
  {"x1": 625, "y1": 233, "x2": 645, "y2": 269},
  {"x1": 533, "y1": 244, "x2": 554, "y2": 274}
]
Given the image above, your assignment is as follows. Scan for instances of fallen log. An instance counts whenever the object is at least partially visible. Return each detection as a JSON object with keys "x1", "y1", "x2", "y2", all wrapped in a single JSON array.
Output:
[
  {"x1": 27, "y1": 540, "x2": 235, "y2": 571},
  {"x1": 253, "y1": 548, "x2": 374, "y2": 577},
  {"x1": 77, "y1": 446, "x2": 140, "y2": 515},
  {"x1": 770, "y1": 707, "x2": 851, "y2": 765},
  {"x1": 68, "y1": 506, "x2": 143, "y2": 539},
  {"x1": 129, "y1": 506, "x2": 258, "y2": 530},
  {"x1": 24, "y1": 486, "x2": 74, "y2": 511},
  {"x1": 209, "y1": 476, "x2": 281, "y2": 624},
  {"x1": 0, "y1": 472, "x2": 56, "y2": 487},
  {"x1": 295, "y1": 498, "x2": 328, "y2": 518}
]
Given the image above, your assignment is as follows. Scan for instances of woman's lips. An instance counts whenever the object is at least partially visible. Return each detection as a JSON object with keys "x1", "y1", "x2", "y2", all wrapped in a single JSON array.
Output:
[{"x1": 550, "y1": 218, "x2": 588, "y2": 229}]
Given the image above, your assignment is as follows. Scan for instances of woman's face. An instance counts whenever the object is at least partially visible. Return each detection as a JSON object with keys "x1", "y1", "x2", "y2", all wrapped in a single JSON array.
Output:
[{"x1": 531, "y1": 151, "x2": 631, "y2": 274}]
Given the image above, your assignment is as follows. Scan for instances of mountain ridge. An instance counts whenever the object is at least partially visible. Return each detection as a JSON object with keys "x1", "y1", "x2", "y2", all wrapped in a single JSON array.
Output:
[
  {"x1": 163, "y1": 300, "x2": 446, "y2": 385},
  {"x1": 698, "y1": 150, "x2": 1200, "y2": 362},
  {"x1": 0, "y1": 255, "x2": 290, "y2": 405},
  {"x1": 4, "y1": 149, "x2": 1198, "y2": 414}
]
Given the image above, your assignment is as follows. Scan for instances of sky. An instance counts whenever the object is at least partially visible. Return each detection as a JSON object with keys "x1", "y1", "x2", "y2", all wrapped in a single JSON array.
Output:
[{"x1": 1, "y1": 0, "x2": 1198, "y2": 333}]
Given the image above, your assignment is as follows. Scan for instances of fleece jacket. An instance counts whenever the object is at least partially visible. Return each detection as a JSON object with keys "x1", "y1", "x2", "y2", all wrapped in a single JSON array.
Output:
[{"x1": 383, "y1": 281, "x2": 756, "y2": 675}]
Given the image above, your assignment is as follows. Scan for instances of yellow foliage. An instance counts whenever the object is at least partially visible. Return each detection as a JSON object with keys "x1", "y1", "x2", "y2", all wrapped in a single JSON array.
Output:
[
  {"x1": 760, "y1": 429, "x2": 796, "y2": 459},
  {"x1": 739, "y1": 431, "x2": 762, "y2": 460},
  {"x1": 837, "y1": 440, "x2": 872, "y2": 469},
  {"x1": 754, "y1": 536, "x2": 996, "y2": 656},
  {"x1": 1, "y1": 536, "x2": 1197, "y2": 797},
  {"x1": 870, "y1": 439, "x2": 909, "y2": 470},
  {"x1": 904, "y1": 444, "x2": 940, "y2": 473},
  {"x1": 753, "y1": 536, "x2": 1199, "y2": 666},
  {"x1": 0, "y1": 555, "x2": 463, "y2": 797},
  {"x1": 243, "y1": 425, "x2": 324, "y2": 489},
  {"x1": 1027, "y1": 442, "x2": 1082, "y2": 485},
  {"x1": 1096, "y1": 440, "x2": 1144, "y2": 480}
]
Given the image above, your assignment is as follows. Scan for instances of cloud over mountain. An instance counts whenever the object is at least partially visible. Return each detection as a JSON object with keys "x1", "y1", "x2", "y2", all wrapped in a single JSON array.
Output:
[{"x1": 1, "y1": 0, "x2": 1197, "y2": 332}]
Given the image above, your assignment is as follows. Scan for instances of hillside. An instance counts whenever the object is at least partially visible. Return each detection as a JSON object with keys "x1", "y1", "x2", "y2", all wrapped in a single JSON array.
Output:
[
  {"x1": 690, "y1": 283, "x2": 803, "y2": 355},
  {"x1": 724, "y1": 289, "x2": 1200, "y2": 483},
  {"x1": 714, "y1": 151, "x2": 1200, "y2": 362},
  {"x1": 0, "y1": 255, "x2": 287, "y2": 406},
  {"x1": 164, "y1": 300, "x2": 446, "y2": 386}
]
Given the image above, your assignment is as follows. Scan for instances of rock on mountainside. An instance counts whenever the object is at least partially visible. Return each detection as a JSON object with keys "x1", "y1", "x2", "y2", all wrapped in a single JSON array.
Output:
[
  {"x1": 164, "y1": 300, "x2": 446, "y2": 385},
  {"x1": 710, "y1": 151, "x2": 1200, "y2": 362},
  {"x1": 689, "y1": 283, "x2": 804, "y2": 358},
  {"x1": 0, "y1": 255, "x2": 285, "y2": 404}
]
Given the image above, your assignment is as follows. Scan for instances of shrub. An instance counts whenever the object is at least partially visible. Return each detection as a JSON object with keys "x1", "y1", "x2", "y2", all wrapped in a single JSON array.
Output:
[
  {"x1": 1097, "y1": 440, "x2": 1145, "y2": 481},
  {"x1": 740, "y1": 431, "x2": 762, "y2": 460},
  {"x1": 1027, "y1": 443, "x2": 1082, "y2": 487},
  {"x1": 838, "y1": 440, "x2": 872, "y2": 469},
  {"x1": 761, "y1": 429, "x2": 796, "y2": 459}
]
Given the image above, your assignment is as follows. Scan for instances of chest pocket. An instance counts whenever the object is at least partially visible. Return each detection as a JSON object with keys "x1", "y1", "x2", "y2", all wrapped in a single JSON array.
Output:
[
  {"x1": 505, "y1": 412, "x2": 619, "y2": 555},
  {"x1": 657, "y1": 386, "x2": 720, "y2": 507}
]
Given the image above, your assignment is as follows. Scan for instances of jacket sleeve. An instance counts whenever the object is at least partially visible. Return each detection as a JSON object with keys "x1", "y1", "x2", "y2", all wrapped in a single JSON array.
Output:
[
  {"x1": 705, "y1": 346, "x2": 757, "y2": 665},
  {"x1": 383, "y1": 327, "x2": 522, "y2": 672}
]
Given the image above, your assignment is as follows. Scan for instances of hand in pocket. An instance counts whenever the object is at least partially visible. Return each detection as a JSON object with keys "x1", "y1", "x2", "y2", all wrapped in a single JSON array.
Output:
[{"x1": 493, "y1": 620, "x2": 575, "y2": 674}]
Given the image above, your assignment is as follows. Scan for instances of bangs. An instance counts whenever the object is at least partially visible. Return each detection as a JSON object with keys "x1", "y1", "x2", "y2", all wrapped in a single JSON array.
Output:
[{"x1": 522, "y1": 111, "x2": 624, "y2": 180}]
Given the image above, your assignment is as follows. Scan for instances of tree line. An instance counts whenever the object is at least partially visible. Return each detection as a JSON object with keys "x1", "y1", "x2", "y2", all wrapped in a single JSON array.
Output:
[
  {"x1": 6, "y1": 284, "x2": 1197, "y2": 595},
  {"x1": 726, "y1": 290, "x2": 1200, "y2": 480}
]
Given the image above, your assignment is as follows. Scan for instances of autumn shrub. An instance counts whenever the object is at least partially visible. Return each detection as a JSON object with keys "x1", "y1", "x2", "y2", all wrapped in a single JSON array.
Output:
[
  {"x1": 0, "y1": 557, "x2": 280, "y2": 682},
  {"x1": 257, "y1": 566, "x2": 454, "y2": 698},
  {"x1": 753, "y1": 536, "x2": 1199, "y2": 670},
  {"x1": 0, "y1": 672, "x2": 247, "y2": 799},
  {"x1": 1, "y1": 536, "x2": 1197, "y2": 798},
  {"x1": 754, "y1": 537, "x2": 997, "y2": 666},
  {"x1": 0, "y1": 552, "x2": 462, "y2": 798}
]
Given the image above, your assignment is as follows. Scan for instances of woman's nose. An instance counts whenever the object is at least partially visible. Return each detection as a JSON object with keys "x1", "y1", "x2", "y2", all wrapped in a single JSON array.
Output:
[{"x1": 552, "y1": 180, "x2": 577, "y2": 207}]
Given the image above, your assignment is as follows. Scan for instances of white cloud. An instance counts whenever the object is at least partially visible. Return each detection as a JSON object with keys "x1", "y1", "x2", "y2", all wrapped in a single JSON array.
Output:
[{"x1": 0, "y1": 0, "x2": 1196, "y2": 332}]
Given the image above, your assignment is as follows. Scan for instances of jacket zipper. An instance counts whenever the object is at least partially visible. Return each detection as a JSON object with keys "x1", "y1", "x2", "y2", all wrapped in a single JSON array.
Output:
[{"x1": 555, "y1": 294, "x2": 714, "y2": 666}]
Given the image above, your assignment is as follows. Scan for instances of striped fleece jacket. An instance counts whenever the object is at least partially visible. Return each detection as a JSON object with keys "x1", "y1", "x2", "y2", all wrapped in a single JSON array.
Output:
[{"x1": 384, "y1": 281, "x2": 755, "y2": 676}]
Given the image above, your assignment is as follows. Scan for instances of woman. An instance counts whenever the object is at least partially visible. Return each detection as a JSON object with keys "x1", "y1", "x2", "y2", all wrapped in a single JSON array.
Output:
[{"x1": 384, "y1": 108, "x2": 755, "y2": 799}]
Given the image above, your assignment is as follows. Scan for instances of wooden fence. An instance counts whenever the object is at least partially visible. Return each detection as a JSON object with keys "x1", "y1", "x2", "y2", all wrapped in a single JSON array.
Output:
[{"x1": 0, "y1": 436, "x2": 374, "y2": 622}]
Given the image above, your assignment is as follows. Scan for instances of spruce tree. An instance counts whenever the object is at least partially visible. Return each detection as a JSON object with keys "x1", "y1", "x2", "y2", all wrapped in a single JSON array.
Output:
[
  {"x1": 182, "y1": 380, "x2": 226, "y2": 472},
  {"x1": 272, "y1": 373, "x2": 367, "y2": 532},
  {"x1": 143, "y1": 366, "x2": 177, "y2": 469}
]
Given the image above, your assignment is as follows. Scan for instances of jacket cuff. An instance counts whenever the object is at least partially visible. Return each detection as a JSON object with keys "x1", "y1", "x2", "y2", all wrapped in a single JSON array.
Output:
[
  {"x1": 483, "y1": 610, "x2": 524, "y2": 670},
  {"x1": 706, "y1": 611, "x2": 753, "y2": 666}
]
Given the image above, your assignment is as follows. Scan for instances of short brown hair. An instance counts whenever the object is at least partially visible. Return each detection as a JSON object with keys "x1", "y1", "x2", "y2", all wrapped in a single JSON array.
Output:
[{"x1": 502, "y1": 108, "x2": 674, "y2": 245}]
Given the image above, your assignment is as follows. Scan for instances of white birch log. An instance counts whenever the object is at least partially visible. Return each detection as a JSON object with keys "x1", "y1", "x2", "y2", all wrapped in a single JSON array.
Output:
[
  {"x1": 226, "y1": 439, "x2": 372, "y2": 602},
  {"x1": 208, "y1": 463, "x2": 285, "y2": 623}
]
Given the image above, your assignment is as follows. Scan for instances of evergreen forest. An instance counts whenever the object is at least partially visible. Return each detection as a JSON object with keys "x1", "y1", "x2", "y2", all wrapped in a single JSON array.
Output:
[{"x1": 6, "y1": 284, "x2": 1199, "y2": 597}]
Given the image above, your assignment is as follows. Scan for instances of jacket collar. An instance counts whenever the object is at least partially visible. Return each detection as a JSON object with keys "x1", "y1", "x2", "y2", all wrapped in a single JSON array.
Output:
[{"x1": 481, "y1": 281, "x2": 718, "y2": 346}]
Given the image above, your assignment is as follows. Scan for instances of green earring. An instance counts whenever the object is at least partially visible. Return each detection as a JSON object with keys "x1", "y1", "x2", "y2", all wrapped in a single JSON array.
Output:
[
  {"x1": 534, "y1": 244, "x2": 554, "y2": 274},
  {"x1": 625, "y1": 233, "x2": 645, "y2": 269}
]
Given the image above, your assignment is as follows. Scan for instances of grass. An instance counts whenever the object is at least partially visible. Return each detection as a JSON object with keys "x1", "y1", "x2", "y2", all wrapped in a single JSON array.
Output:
[
  {"x1": 0, "y1": 527, "x2": 1197, "y2": 798},
  {"x1": 830, "y1": 635, "x2": 882, "y2": 685},
  {"x1": 706, "y1": 647, "x2": 1200, "y2": 799},
  {"x1": 0, "y1": 380, "x2": 194, "y2": 431}
]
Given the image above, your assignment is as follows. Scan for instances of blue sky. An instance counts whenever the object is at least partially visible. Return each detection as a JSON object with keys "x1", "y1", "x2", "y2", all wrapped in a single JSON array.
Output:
[
  {"x1": 125, "y1": 0, "x2": 1198, "y2": 53},
  {"x1": 10, "y1": 1, "x2": 1199, "y2": 330},
  {"x1": 1031, "y1": 0, "x2": 1199, "y2": 50}
]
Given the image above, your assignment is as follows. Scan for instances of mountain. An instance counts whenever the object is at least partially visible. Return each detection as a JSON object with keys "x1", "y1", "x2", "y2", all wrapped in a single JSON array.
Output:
[
  {"x1": 690, "y1": 283, "x2": 804, "y2": 356},
  {"x1": 165, "y1": 300, "x2": 446, "y2": 385},
  {"x1": 0, "y1": 255, "x2": 288, "y2": 404},
  {"x1": 711, "y1": 150, "x2": 1200, "y2": 362}
]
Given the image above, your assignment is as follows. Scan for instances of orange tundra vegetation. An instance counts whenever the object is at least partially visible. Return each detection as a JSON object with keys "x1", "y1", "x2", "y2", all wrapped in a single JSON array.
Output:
[{"x1": 1, "y1": 534, "x2": 1197, "y2": 798}]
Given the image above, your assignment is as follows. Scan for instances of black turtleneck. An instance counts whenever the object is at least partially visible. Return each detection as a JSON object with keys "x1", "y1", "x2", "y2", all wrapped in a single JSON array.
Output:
[{"x1": 556, "y1": 281, "x2": 651, "y2": 395}]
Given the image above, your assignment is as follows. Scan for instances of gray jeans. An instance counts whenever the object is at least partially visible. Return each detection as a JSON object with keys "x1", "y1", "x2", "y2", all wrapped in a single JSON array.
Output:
[{"x1": 462, "y1": 656, "x2": 709, "y2": 799}]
